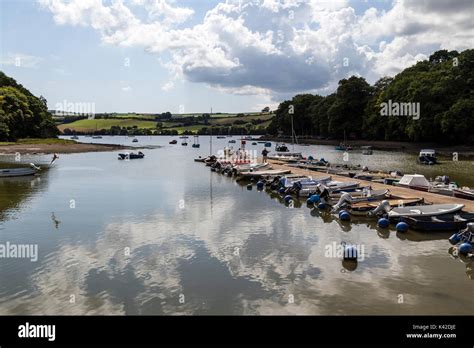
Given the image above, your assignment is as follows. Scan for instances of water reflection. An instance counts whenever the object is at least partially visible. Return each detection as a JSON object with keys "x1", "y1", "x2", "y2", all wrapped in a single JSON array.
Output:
[{"x1": 0, "y1": 138, "x2": 473, "y2": 315}]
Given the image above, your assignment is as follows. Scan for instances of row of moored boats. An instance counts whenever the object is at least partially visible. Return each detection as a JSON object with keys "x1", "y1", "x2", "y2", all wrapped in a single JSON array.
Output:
[{"x1": 195, "y1": 155, "x2": 474, "y2": 257}]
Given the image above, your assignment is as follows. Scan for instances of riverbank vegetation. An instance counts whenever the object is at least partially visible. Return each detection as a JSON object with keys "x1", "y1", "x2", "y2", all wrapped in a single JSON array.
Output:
[
  {"x1": 267, "y1": 49, "x2": 473, "y2": 145},
  {"x1": 0, "y1": 72, "x2": 59, "y2": 141}
]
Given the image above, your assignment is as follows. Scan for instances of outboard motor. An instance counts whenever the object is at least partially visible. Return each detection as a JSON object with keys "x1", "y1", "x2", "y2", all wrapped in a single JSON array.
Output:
[
  {"x1": 316, "y1": 183, "x2": 330, "y2": 203},
  {"x1": 331, "y1": 192, "x2": 353, "y2": 212},
  {"x1": 368, "y1": 200, "x2": 391, "y2": 216}
]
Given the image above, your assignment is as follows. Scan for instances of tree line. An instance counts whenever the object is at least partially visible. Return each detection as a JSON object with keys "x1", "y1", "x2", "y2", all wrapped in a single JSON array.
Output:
[
  {"x1": 0, "y1": 71, "x2": 59, "y2": 141},
  {"x1": 267, "y1": 49, "x2": 474, "y2": 145}
]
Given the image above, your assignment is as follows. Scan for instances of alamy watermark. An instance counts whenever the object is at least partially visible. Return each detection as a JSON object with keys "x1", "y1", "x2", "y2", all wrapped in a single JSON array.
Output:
[
  {"x1": 324, "y1": 242, "x2": 365, "y2": 261},
  {"x1": 0, "y1": 241, "x2": 38, "y2": 262},
  {"x1": 54, "y1": 99, "x2": 96, "y2": 118},
  {"x1": 380, "y1": 100, "x2": 420, "y2": 120}
]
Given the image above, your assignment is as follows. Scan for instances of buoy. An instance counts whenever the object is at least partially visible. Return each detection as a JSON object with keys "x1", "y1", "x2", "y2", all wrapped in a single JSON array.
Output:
[
  {"x1": 339, "y1": 210, "x2": 350, "y2": 221},
  {"x1": 449, "y1": 233, "x2": 461, "y2": 245},
  {"x1": 458, "y1": 243, "x2": 472, "y2": 255},
  {"x1": 317, "y1": 202, "x2": 326, "y2": 209},
  {"x1": 378, "y1": 218, "x2": 390, "y2": 228},
  {"x1": 343, "y1": 245, "x2": 358, "y2": 260},
  {"x1": 278, "y1": 187, "x2": 286, "y2": 194},
  {"x1": 309, "y1": 194, "x2": 320, "y2": 204},
  {"x1": 256, "y1": 181, "x2": 264, "y2": 189},
  {"x1": 247, "y1": 184, "x2": 252, "y2": 190},
  {"x1": 396, "y1": 221, "x2": 408, "y2": 233},
  {"x1": 284, "y1": 195, "x2": 293, "y2": 204}
]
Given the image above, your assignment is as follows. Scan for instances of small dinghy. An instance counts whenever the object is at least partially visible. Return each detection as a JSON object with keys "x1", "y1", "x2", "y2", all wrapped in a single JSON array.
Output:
[
  {"x1": 453, "y1": 188, "x2": 474, "y2": 201},
  {"x1": 169, "y1": 140, "x2": 177, "y2": 144},
  {"x1": 329, "y1": 189, "x2": 390, "y2": 211},
  {"x1": 0, "y1": 164, "x2": 40, "y2": 177},
  {"x1": 387, "y1": 203, "x2": 464, "y2": 218},
  {"x1": 132, "y1": 138, "x2": 138, "y2": 143},
  {"x1": 118, "y1": 151, "x2": 145, "y2": 160},
  {"x1": 239, "y1": 169, "x2": 291, "y2": 178},
  {"x1": 280, "y1": 175, "x2": 331, "y2": 188},
  {"x1": 400, "y1": 212, "x2": 474, "y2": 231},
  {"x1": 349, "y1": 198, "x2": 423, "y2": 216},
  {"x1": 233, "y1": 162, "x2": 269, "y2": 174},
  {"x1": 324, "y1": 181, "x2": 360, "y2": 193},
  {"x1": 283, "y1": 176, "x2": 333, "y2": 197}
]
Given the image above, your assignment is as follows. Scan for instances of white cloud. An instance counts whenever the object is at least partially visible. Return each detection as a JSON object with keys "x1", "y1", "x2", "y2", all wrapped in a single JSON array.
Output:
[
  {"x1": 0, "y1": 52, "x2": 43, "y2": 68},
  {"x1": 39, "y1": 0, "x2": 474, "y2": 100},
  {"x1": 161, "y1": 80, "x2": 174, "y2": 91}
]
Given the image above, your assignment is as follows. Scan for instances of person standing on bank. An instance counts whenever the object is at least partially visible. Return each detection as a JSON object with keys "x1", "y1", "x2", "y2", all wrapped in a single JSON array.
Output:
[{"x1": 262, "y1": 148, "x2": 269, "y2": 163}]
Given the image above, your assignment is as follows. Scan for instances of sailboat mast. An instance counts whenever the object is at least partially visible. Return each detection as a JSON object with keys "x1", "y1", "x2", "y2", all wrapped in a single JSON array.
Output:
[
  {"x1": 291, "y1": 113, "x2": 295, "y2": 152},
  {"x1": 210, "y1": 107, "x2": 212, "y2": 155}
]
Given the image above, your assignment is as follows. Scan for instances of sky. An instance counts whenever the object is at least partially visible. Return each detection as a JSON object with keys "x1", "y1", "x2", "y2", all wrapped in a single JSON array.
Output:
[{"x1": 0, "y1": 0, "x2": 473, "y2": 114}]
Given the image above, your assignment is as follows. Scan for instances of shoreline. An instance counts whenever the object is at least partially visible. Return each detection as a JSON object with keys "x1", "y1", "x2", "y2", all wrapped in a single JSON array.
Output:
[
  {"x1": 0, "y1": 142, "x2": 131, "y2": 155},
  {"x1": 261, "y1": 137, "x2": 474, "y2": 158},
  {"x1": 267, "y1": 159, "x2": 474, "y2": 212}
]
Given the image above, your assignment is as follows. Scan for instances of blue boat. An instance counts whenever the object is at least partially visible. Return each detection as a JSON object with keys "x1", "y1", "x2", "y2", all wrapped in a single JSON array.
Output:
[
  {"x1": 400, "y1": 212, "x2": 474, "y2": 231},
  {"x1": 264, "y1": 142, "x2": 271, "y2": 147}
]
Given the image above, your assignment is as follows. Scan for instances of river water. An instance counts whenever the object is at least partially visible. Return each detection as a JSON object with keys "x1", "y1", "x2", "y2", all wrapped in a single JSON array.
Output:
[{"x1": 0, "y1": 136, "x2": 472, "y2": 315}]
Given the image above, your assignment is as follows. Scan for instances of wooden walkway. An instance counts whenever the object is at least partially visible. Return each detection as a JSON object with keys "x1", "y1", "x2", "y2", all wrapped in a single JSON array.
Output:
[{"x1": 267, "y1": 159, "x2": 474, "y2": 212}]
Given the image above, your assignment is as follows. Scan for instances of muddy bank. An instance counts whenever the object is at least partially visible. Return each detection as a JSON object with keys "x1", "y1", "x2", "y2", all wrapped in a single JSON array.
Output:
[{"x1": 0, "y1": 142, "x2": 130, "y2": 155}]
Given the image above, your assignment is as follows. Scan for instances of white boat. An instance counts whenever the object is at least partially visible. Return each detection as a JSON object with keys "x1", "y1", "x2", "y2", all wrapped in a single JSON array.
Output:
[
  {"x1": 239, "y1": 169, "x2": 291, "y2": 178},
  {"x1": 324, "y1": 181, "x2": 360, "y2": 192},
  {"x1": 395, "y1": 174, "x2": 431, "y2": 191},
  {"x1": 330, "y1": 189, "x2": 390, "y2": 210},
  {"x1": 280, "y1": 175, "x2": 331, "y2": 188},
  {"x1": 267, "y1": 152, "x2": 303, "y2": 163},
  {"x1": 233, "y1": 162, "x2": 270, "y2": 173},
  {"x1": 0, "y1": 164, "x2": 40, "y2": 177},
  {"x1": 387, "y1": 204, "x2": 464, "y2": 218}
]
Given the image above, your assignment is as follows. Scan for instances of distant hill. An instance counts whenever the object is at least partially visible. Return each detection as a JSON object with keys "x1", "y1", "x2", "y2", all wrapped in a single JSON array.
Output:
[
  {"x1": 0, "y1": 71, "x2": 59, "y2": 141},
  {"x1": 59, "y1": 112, "x2": 274, "y2": 135}
]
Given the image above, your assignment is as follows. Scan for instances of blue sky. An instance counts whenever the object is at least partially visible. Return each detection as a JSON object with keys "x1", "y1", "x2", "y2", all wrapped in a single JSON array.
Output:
[{"x1": 0, "y1": 0, "x2": 472, "y2": 113}]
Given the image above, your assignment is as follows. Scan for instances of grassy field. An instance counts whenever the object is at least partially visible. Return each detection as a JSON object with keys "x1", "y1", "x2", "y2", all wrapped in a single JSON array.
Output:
[
  {"x1": 57, "y1": 118, "x2": 158, "y2": 132},
  {"x1": 58, "y1": 112, "x2": 275, "y2": 134}
]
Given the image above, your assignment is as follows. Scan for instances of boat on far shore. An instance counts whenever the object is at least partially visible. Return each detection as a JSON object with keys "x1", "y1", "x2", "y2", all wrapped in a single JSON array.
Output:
[{"x1": 418, "y1": 149, "x2": 437, "y2": 165}]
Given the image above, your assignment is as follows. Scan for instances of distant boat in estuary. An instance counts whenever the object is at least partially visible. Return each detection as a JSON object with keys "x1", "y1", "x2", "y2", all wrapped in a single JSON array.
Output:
[{"x1": 117, "y1": 152, "x2": 145, "y2": 160}]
